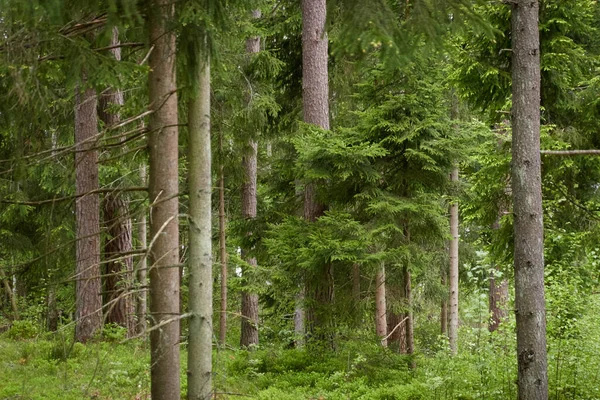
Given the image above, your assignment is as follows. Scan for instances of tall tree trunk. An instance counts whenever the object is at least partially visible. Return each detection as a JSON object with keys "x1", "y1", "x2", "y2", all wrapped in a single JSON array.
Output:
[
  {"x1": 218, "y1": 135, "x2": 228, "y2": 346},
  {"x1": 103, "y1": 193, "x2": 134, "y2": 334},
  {"x1": 352, "y1": 263, "x2": 361, "y2": 325},
  {"x1": 74, "y1": 79, "x2": 102, "y2": 343},
  {"x1": 441, "y1": 272, "x2": 448, "y2": 336},
  {"x1": 403, "y1": 265, "x2": 414, "y2": 356},
  {"x1": 136, "y1": 165, "x2": 148, "y2": 335},
  {"x1": 375, "y1": 264, "x2": 387, "y2": 346},
  {"x1": 240, "y1": 141, "x2": 259, "y2": 348},
  {"x1": 99, "y1": 27, "x2": 134, "y2": 335},
  {"x1": 511, "y1": 1, "x2": 548, "y2": 398},
  {"x1": 302, "y1": 0, "x2": 332, "y2": 342},
  {"x1": 0, "y1": 269, "x2": 19, "y2": 321},
  {"x1": 187, "y1": 38, "x2": 213, "y2": 400},
  {"x1": 448, "y1": 166, "x2": 459, "y2": 354},
  {"x1": 240, "y1": 11, "x2": 261, "y2": 348},
  {"x1": 489, "y1": 275, "x2": 508, "y2": 332},
  {"x1": 148, "y1": 1, "x2": 181, "y2": 397},
  {"x1": 294, "y1": 288, "x2": 305, "y2": 347}
]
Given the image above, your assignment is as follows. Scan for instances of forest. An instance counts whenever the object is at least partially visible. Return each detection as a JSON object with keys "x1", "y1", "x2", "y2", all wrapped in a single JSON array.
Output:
[{"x1": 1, "y1": 0, "x2": 599, "y2": 399}]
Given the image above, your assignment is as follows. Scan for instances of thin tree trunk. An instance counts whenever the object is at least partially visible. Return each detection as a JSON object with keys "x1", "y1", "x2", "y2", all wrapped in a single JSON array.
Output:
[
  {"x1": 136, "y1": 165, "x2": 148, "y2": 335},
  {"x1": 148, "y1": 0, "x2": 181, "y2": 397},
  {"x1": 448, "y1": 166, "x2": 459, "y2": 354},
  {"x1": 0, "y1": 269, "x2": 19, "y2": 320},
  {"x1": 352, "y1": 263, "x2": 361, "y2": 325},
  {"x1": 240, "y1": 10, "x2": 261, "y2": 349},
  {"x1": 511, "y1": 1, "x2": 548, "y2": 398},
  {"x1": 375, "y1": 264, "x2": 387, "y2": 346},
  {"x1": 441, "y1": 271, "x2": 448, "y2": 336},
  {"x1": 47, "y1": 284, "x2": 58, "y2": 331},
  {"x1": 218, "y1": 135, "x2": 228, "y2": 346},
  {"x1": 403, "y1": 265, "x2": 414, "y2": 355},
  {"x1": 74, "y1": 79, "x2": 102, "y2": 343},
  {"x1": 187, "y1": 38, "x2": 213, "y2": 400},
  {"x1": 294, "y1": 287, "x2": 305, "y2": 347},
  {"x1": 489, "y1": 275, "x2": 508, "y2": 332},
  {"x1": 302, "y1": 0, "x2": 331, "y2": 341},
  {"x1": 240, "y1": 139, "x2": 259, "y2": 348}
]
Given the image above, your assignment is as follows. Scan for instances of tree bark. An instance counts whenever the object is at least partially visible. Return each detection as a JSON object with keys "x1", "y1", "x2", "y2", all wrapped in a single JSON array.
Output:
[
  {"x1": 103, "y1": 193, "x2": 134, "y2": 334},
  {"x1": 489, "y1": 275, "x2": 508, "y2": 332},
  {"x1": 147, "y1": 1, "x2": 181, "y2": 397},
  {"x1": 302, "y1": 0, "x2": 332, "y2": 341},
  {"x1": 448, "y1": 166, "x2": 459, "y2": 354},
  {"x1": 403, "y1": 265, "x2": 414, "y2": 356},
  {"x1": 136, "y1": 165, "x2": 148, "y2": 335},
  {"x1": 375, "y1": 264, "x2": 387, "y2": 346},
  {"x1": 441, "y1": 272, "x2": 448, "y2": 336},
  {"x1": 240, "y1": 140, "x2": 259, "y2": 348},
  {"x1": 218, "y1": 135, "x2": 228, "y2": 346},
  {"x1": 240, "y1": 12, "x2": 261, "y2": 348},
  {"x1": 511, "y1": 1, "x2": 548, "y2": 398},
  {"x1": 98, "y1": 27, "x2": 134, "y2": 336},
  {"x1": 187, "y1": 38, "x2": 213, "y2": 400},
  {"x1": 74, "y1": 79, "x2": 102, "y2": 343}
]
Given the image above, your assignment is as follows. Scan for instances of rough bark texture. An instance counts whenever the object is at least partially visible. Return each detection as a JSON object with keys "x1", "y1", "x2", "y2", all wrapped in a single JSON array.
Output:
[
  {"x1": 489, "y1": 275, "x2": 508, "y2": 332},
  {"x1": 136, "y1": 165, "x2": 148, "y2": 335},
  {"x1": 240, "y1": 140, "x2": 259, "y2": 348},
  {"x1": 187, "y1": 49, "x2": 213, "y2": 400},
  {"x1": 375, "y1": 264, "x2": 387, "y2": 346},
  {"x1": 448, "y1": 166, "x2": 459, "y2": 354},
  {"x1": 240, "y1": 10, "x2": 261, "y2": 349},
  {"x1": 302, "y1": 0, "x2": 332, "y2": 342},
  {"x1": 218, "y1": 143, "x2": 228, "y2": 346},
  {"x1": 147, "y1": 1, "x2": 181, "y2": 397},
  {"x1": 74, "y1": 82, "x2": 102, "y2": 343},
  {"x1": 47, "y1": 284, "x2": 58, "y2": 331},
  {"x1": 511, "y1": 1, "x2": 549, "y2": 398},
  {"x1": 98, "y1": 28, "x2": 135, "y2": 335},
  {"x1": 98, "y1": 27, "x2": 124, "y2": 128},
  {"x1": 103, "y1": 193, "x2": 134, "y2": 334}
]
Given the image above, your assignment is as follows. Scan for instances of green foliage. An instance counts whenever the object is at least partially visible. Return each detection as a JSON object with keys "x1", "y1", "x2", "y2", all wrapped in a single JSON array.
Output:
[{"x1": 6, "y1": 320, "x2": 38, "y2": 340}]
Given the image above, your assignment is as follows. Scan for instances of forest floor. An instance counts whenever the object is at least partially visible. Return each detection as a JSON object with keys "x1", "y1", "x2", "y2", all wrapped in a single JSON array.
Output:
[{"x1": 2, "y1": 296, "x2": 600, "y2": 400}]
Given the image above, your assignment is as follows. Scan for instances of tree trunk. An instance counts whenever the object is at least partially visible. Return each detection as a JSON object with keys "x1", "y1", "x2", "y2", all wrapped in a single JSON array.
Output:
[
  {"x1": 240, "y1": 11, "x2": 261, "y2": 348},
  {"x1": 403, "y1": 265, "x2": 414, "y2": 356},
  {"x1": 441, "y1": 272, "x2": 448, "y2": 336},
  {"x1": 187, "y1": 37, "x2": 213, "y2": 400},
  {"x1": 0, "y1": 269, "x2": 19, "y2": 321},
  {"x1": 74, "y1": 80, "x2": 102, "y2": 343},
  {"x1": 375, "y1": 264, "x2": 387, "y2": 346},
  {"x1": 103, "y1": 193, "x2": 134, "y2": 334},
  {"x1": 148, "y1": 0, "x2": 181, "y2": 397},
  {"x1": 47, "y1": 284, "x2": 58, "y2": 331},
  {"x1": 448, "y1": 166, "x2": 459, "y2": 354},
  {"x1": 302, "y1": 0, "x2": 331, "y2": 341},
  {"x1": 511, "y1": 1, "x2": 548, "y2": 398},
  {"x1": 489, "y1": 275, "x2": 508, "y2": 332},
  {"x1": 294, "y1": 287, "x2": 305, "y2": 347},
  {"x1": 98, "y1": 27, "x2": 134, "y2": 336},
  {"x1": 218, "y1": 136, "x2": 228, "y2": 346},
  {"x1": 352, "y1": 263, "x2": 361, "y2": 325},
  {"x1": 240, "y1": 139, "x2": 259, "y2": 348},
  {"x1": 136, "y1": 165, "x2": 148, "y2": 335}
]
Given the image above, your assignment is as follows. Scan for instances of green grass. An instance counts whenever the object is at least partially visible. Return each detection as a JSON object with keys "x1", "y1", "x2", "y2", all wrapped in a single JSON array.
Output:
[{"x1": 3, "y1": 295, "x2": 600, "y2": 400}]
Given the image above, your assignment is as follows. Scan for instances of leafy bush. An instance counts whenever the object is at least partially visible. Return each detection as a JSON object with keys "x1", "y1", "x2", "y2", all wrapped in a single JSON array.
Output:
[{"x1": 7, "y1": 320, "x2": 38, "y2": 340}]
